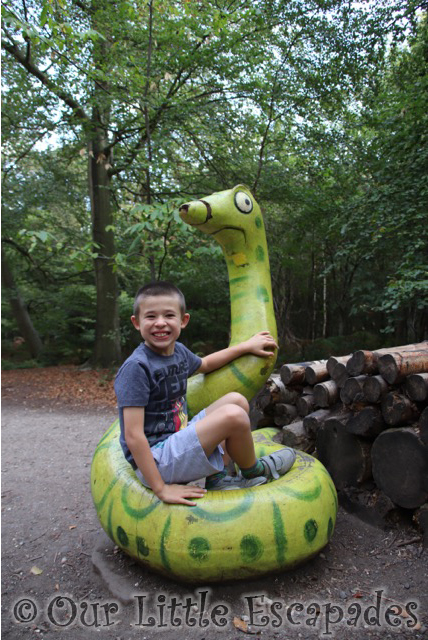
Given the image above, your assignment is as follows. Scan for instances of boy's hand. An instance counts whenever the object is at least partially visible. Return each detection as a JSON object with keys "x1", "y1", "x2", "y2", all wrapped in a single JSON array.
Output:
[
  {"x1": 242, "y1": 331, "x2": 278, "y2": 357},
  {"x1": 155, "y1": 483, "x2": 207, "y2": 506}
]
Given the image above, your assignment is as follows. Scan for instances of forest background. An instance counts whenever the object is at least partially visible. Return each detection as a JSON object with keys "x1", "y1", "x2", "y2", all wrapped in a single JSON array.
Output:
[{"x1": 2, "y1": 0, "x2": 427, "y2": 371}]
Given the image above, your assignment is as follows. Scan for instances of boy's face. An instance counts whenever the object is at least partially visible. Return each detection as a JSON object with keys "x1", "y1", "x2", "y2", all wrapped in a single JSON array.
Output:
[{"x1": 131, "y1": 294, "x2": 190, "y2": 356}]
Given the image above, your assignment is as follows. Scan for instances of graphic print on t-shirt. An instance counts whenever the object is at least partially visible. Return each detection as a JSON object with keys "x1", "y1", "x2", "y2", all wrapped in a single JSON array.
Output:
[
  {"x1": 151, "y1": 360, "x2": 188, "y2": 401},
  {"x1": 172, "y1": 397, "x2": 188, "y2": 431}
]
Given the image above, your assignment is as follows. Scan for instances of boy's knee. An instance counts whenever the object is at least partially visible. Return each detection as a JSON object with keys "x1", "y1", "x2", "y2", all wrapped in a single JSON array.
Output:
[
  {"x1": 224, "y1": 392, "x2": 249, "y2": 414},
  {"x1": 222, "y1": 403, "x2": 250, "y2": 431}
]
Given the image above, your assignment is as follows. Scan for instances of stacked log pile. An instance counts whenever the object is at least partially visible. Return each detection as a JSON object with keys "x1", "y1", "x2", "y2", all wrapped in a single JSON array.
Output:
[{"x1": 251, "y1": 342, "x2": 428, "y2": 536}]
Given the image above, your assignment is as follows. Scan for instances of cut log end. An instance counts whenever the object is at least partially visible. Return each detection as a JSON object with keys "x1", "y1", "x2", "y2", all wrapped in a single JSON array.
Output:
[
  {"x1": 316, "y1": 418, "x2": 372, "y2": 489},
  {"x1": 371, "y1": 427, "x2": 428, "y2": 509}
]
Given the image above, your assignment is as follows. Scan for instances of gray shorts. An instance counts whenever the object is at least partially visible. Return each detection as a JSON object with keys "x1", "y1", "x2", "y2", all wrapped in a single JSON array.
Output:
[{"x1": 135, "y1": 409, "x2": 224, "y2": 487}]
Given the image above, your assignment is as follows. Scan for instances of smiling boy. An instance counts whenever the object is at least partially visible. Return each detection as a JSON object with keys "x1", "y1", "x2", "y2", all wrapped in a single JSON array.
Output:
[{"x1": 114, "y1": 281, "x2": 296, "y2": 506}]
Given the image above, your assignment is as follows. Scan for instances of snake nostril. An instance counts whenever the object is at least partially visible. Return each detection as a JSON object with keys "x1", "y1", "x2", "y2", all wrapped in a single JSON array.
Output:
[{"x1": 179, "y1": 204, "x2": 189, "y2": 213}]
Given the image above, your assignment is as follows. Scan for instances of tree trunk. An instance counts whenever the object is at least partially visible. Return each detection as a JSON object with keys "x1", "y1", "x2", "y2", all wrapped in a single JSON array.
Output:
[
  {"x1": 88, "y1": 13, "x2": 121, "y2": 367},
  {"x1": 89, "y1": 134, "x2": 121, "y2": 367},
  {"x1": 1, "y1": 247, "x2": 43, "y2": 358}
]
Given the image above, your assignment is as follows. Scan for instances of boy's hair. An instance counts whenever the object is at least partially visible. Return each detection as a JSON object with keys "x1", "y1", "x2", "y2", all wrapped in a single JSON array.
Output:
[{"x1": 133, "y1": 281, "x2": 187, "y2": 319}]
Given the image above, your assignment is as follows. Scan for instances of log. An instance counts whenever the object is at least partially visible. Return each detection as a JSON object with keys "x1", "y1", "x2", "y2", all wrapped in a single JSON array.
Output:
[
  {"x1": 316, "y1": 417, "x2": 372, "y2": 489},
  {"x1": 378, "y1": 350, "x2": 428, "y2": 384},
  {"x1": 305, "y1": 360, "x2": 329, "y2": 385},
  {"x1": 346, "y1": 405, "x2": 386, "y2": 439},
  {"x1": 363, "y1": 375, "x2": 391, "y2": 404},
  {"x1": 313, "y1": 380, "x2": 339, "y2": 407},
  {"x1": 273, "y1": 403, "x2": 298, "y2": 426},
  {"x1": 280, "y1": 362, "x2": 312, "y2": 385},
  {"x1": 371, "y1": 427, "x2": 428, "y2": 508},
  {"x1": 329, "y1": 361, "x2": 350, "y2": 388},
  {"x1": 341, "y1": 375, "x2": 368, "y2": 404},
  {"x1": 303, "y1": 409, "x2": 332, "y2": 438},
  {"x1": 405, "y1": 373, "x2": 428, "y2": 402},
  {"x1": 274, "y1": 403, "x2": 298, "y2": 420},
  {"x1": 340, "y1": 385, "x2": 354, "y2": 405},
  {"x1": 327, "y1": 354, "x2": 352, "y2": 378},
  {"x1": 255, "y1": 385, "x2": 276, "y2": 413},
  {"x1": 381, "y1": 391, "x2": 420, "y2": 426},
  {"x1": 346, "y1": 341, "x2": 428, "y2": 376},
  {"x1": 420, "y1": 407, "x2": 428, "y2": 446},
  {"x1": 249, "y1": 406, "x2": 272, "y2": 430},
  {"x1": 346, "y1": 349, "x2": 379, "y2": 376},
  {"x1": 269, "y1": 375, "x2": 300, "y2": 404},
  {"x1": 280, "y1": 420, "x2": 314, "y2": 452},
  {"x1": 296, "y1": 393, "x2": 316, "y2": 417}
]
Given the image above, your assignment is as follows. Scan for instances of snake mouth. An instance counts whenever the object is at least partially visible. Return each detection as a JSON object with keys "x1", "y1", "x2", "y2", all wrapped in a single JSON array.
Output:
[
  {"x1": 209, "y1": 226, "x2": 247, "y2": 243},
  {"x1": 179, "y1": 200, "x2": 212, "y2": 226}
]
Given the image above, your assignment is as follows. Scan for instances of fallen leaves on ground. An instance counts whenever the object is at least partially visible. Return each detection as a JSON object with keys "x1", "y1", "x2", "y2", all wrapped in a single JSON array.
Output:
[{"x1": 1, "y1": 366, "x2": 117, "y2": 410}]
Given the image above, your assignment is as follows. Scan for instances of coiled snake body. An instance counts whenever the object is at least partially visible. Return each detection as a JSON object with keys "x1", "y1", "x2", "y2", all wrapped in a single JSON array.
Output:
[{"x1": 91, "y1": 186, "x2": 337, "y2": 582}]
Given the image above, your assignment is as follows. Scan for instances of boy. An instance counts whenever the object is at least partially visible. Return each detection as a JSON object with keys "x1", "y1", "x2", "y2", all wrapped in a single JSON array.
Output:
[{"x1": 115, "y1": 281, "x2": 296, "y2": 506}]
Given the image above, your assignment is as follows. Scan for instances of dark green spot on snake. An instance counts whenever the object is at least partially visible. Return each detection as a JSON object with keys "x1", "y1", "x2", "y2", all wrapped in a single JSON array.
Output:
[
  {"x1": 240, "y1": 534, "x2": 264, "y2": 563},
  {"x1": 304, "y1": 519, "x2": 318, "y2": 543},
  {"x1": 117, "y1": 526, "x2": 129, "y2": 547},
  {"x1": 137, "y1": 536, "x2": 150, "y2": 556},
  {"x1": 230, "y1": 275, "x2": 250, "y2": 286},
  {"x1": 188, "y1": 537, "x2": 210, "y2": 562},
  {"x1": 256, "y1": 245, "x2": 265, "y2": 262},
  {"x1": 256, "y1": 285, "x2": 269, "y2": 303}
]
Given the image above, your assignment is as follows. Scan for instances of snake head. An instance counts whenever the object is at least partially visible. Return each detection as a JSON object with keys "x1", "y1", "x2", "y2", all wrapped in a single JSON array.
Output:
[{"x1": 179, "y1": 185, "x2": 264, "y2": 257}]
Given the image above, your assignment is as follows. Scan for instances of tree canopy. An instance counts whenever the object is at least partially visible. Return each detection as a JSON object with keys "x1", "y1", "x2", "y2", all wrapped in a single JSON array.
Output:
[{"x1": 2, "y1": 0, "x2": 427, "y2": 367}]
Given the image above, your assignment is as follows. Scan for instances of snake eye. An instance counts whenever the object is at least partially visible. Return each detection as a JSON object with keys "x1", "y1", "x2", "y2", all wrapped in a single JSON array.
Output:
[{"x1": 234, "y1": 191, "x2": 253, "y2": 214}]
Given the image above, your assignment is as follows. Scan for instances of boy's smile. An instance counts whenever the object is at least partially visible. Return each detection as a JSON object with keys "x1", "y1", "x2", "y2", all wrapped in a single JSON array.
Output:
[{"x1": 131, "y1": 294, "x2": 190, "y2": 356}]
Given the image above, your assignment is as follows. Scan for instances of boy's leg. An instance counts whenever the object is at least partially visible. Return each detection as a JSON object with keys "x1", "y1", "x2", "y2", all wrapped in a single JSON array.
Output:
[
  {"x1": 194, "y1": 400, "x2": 265, "y2": 489},
  {"x1": 204, "y1": 392, "x2": 250, "y2": 466},
  {"x1": 195, "y1": 401, "x2": 257, "y2": 469},
  {"x1": 196, "y1": 392, "x2": 296, "y2": 484}
]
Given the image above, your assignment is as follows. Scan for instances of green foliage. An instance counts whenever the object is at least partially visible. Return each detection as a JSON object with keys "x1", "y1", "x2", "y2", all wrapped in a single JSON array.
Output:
[{"x1": 2, "y1": 1, "x2": 427, "y2": 364}]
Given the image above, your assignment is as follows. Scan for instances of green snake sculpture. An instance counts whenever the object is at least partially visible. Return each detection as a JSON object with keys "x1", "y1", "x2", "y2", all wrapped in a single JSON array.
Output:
[
  {"x1": 91, "y1": 185, "x2": 337, "y2": 582},
  {"x1": 180, "y1": 185, "x2": 277, "y2": 415}
]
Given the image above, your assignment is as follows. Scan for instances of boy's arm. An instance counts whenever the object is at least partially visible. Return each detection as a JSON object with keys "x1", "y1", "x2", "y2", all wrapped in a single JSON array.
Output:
[
  {"x1": 197, "y1": 331, "x2": 278, "y2": 374},
  {"x1": 123, "y1": 407, "x2": 206, "y2": 506}
]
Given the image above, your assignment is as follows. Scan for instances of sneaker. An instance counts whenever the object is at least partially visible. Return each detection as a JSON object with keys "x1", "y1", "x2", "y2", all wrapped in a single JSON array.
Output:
[
  {"x1": 207, "y1": 474, "x2": 267, "y2": 491},
  {"x1": 259, "y1": 448, "x2": 296, "y2": 480}
]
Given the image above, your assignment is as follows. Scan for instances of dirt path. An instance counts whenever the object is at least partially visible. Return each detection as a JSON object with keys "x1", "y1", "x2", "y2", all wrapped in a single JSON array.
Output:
[{"x1": 1, "y1": 370, "x2": 427, "y2": 639}]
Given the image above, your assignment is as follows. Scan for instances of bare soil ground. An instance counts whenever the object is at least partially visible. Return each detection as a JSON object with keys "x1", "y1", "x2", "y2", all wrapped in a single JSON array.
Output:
[{"x1": 1, "y1": 367, "x2": 428, "y2": 639}]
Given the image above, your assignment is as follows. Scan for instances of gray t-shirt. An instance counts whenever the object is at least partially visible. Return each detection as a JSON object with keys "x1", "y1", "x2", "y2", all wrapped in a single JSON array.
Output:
[{"x1": 114, "y1": 342, "x2": 202, "y2": 467}]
